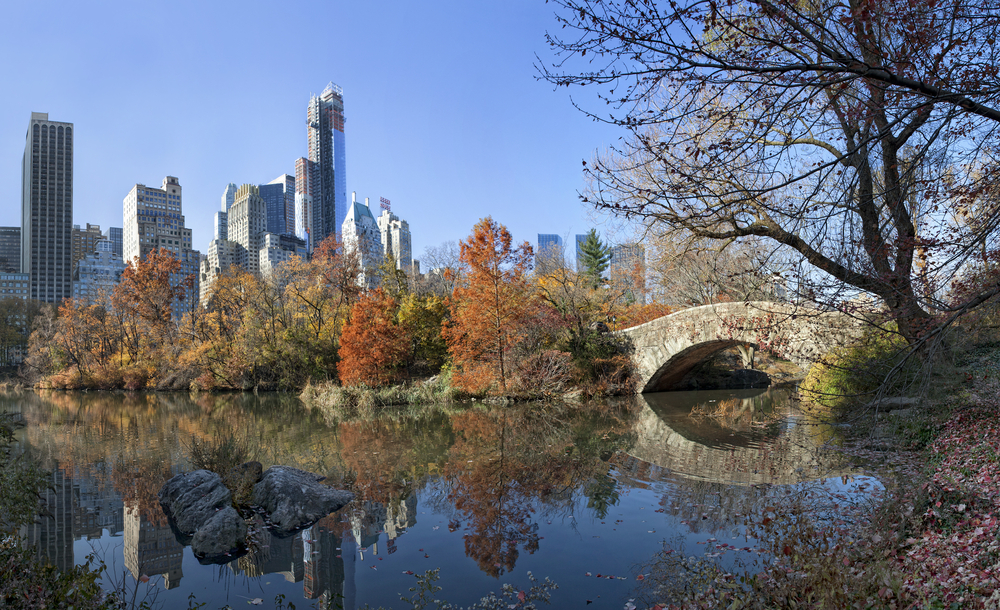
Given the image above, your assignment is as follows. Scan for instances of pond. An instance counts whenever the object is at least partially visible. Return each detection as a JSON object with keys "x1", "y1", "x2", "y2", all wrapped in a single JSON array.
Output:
[{"x1": 4, "y1": 388, "x2": 878, "y2": 609}]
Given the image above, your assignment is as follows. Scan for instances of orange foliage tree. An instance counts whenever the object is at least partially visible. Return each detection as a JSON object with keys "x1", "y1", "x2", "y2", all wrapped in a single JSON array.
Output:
[
  {"x1": 338, "y1": 288, "x2": 411, "y2": 387},
  {"x1": 443, "y1": 218, "x2": 534, "y2": 394},
  {"x1": 112, "y1": 248, "x2": 191, "y2": 362}
]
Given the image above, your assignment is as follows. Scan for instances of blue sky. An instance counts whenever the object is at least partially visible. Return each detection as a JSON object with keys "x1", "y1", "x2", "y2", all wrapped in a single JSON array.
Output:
[{"x1": 0, "y1": 0, "x2": 620, "y2": 262}]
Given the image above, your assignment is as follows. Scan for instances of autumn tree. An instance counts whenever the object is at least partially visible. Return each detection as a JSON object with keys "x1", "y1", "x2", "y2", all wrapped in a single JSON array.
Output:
[
  {"x1": 0, "y1": 298, "x2": 42, "y2": 369},
  {"x1": 397, "y1": 292, "x2": 449, "y2": 374},
  {"x1": 112, "y1": 248, "x2": 190, "y2": 363},
  {"x1": 443, "y1": 218, "x2": 534, "y2": 394},
  {"x1": 542, "y1": 0, "x2": 1000, "y2": 346},
  {"x1": 276, "y1": 235, "x2": 360, "y2": 380},
  {"x1": 338, "y1": 288, "x2": 411, "y2": 387},
  {"x1": 374, "y1": 253, "x2": 409, "y2": 301}
]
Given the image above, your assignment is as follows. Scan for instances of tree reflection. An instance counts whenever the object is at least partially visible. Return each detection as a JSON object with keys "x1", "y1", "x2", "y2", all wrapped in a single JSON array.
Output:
[
  {"x1": 445, "y1": 405, "x2": 638, "y2": 577},
  {"x1": 339, "y1": 412, "x2": 454, "y2": 504}
]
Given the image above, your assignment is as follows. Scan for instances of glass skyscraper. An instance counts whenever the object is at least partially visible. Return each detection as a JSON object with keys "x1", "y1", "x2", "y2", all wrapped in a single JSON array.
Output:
[
  {"x1": 295, "y1": 82, "x2": 346, "y2": 252},
  {"x1": 103, "y1": 227, "x2": 123, "y2": 257},
  {"x1": 259, "y1": 174, "x2": 295, "y2": 236},
  {"x1": 537, "y1": 233, "x2": 564, "y2": 271}
]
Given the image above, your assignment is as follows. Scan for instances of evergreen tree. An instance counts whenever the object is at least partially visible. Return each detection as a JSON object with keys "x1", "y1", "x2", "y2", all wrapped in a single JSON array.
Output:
[{"x1": 578, "y1": 229, "x2": 611, "y2": 289}]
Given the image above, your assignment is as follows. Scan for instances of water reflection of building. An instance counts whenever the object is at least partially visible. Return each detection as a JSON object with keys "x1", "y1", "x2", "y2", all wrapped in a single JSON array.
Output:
[
  {"x1": 229, "y1": 494, "x2": 417, "y2": 608},
  {"x1": 20, "y1": 467, "x2": 75, "y2": 572},
  {"x1": 124, "y1": 504, "x2": 184, "y2": 589},
  {"x1": 233, "y1": 526, "x2": 304, "y2": 583},
  {"x1": 231, "y1": 498, "x2": 426, "y2": 610},
  {"x1": 75, "y1": 462, "x2": 125, "y2": 538},
  {"x1": 18, "y1": 460, "x2": 126, "y2": 570},
  {"x1": 304, "y1": 516, "x2": 354, "y2": 607},
  {"x1": 349, "y1": 494, "x2": 417, "y2": 554},
  {"x1": 386, "y1": 494, "x2": 418, "y2": 541}
]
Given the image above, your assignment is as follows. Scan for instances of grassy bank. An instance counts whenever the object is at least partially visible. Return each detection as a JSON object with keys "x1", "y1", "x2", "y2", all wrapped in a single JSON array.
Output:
[{"x1": 300, "y1": 373, "x2": 464, "y2": 423}]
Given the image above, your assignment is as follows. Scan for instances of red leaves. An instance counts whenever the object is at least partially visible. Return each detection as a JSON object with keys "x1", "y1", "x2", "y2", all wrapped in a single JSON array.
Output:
[
  {"x1": 338, "y1": 289, "x2": 410, "y2": 387},
  {"x1": 444, "y1": 217, "x2": 534, "y2": 395}
]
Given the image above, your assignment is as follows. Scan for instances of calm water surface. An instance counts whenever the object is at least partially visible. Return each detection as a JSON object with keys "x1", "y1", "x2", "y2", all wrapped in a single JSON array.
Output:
[{"x1": 4, "y1": 388, "x2": 876, "y2": 609}]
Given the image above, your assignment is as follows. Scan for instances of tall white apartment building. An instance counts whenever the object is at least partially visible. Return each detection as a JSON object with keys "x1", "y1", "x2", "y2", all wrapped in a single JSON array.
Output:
[
  {"x1": 376, "y1": 209, "x2": 412, "y2": 272},
  {"x1": 228, "y1": 185, "x2": 267, "y2": 277},
  {"x1": 72, "y1": 240, "x2": 125, "y2": 305},
  {"x1": 259, "y1": 233, "x2": 291, "y2": 279},
  {"x1": 122, "y1": 176, "x2": 200, "y2": 313}
]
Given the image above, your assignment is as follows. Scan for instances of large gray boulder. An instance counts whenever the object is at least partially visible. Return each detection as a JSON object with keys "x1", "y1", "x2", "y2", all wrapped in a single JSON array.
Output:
[
  {"x1": 191, "y1": 506, "x2": 247, "y2": 559},
  {"x1": 158, "y1": 470, "x2": 247, "y2": 560},
  {"x1": 251, "y1": 466, "x2": 354, "y2": 536}
]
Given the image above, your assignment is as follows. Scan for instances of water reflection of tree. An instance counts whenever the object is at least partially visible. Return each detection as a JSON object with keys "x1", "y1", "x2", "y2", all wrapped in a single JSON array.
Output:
[
  {"x1": 10, "y1": 391, "x2": 346, "y2": 479},
  {"x1": 112, "y1": 446, "x2": 174, "y2": 526},
  {"x1": 445, "y1": 405, "x2": 639, "y2": 577},
  {"x1": 339, "y1": 414, "x2": 451, "y2": 504}
]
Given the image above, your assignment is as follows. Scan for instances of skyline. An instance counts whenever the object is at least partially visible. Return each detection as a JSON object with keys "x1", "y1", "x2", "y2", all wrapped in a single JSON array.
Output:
[{"x1": 0, "y1": 1, "x2": 623, "y2": 264}]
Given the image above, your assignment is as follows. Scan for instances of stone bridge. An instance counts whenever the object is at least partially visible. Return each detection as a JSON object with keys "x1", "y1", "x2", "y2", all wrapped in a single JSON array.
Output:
[{"x1": 621, "y1": 301, "x2": 862, "y2": 393}]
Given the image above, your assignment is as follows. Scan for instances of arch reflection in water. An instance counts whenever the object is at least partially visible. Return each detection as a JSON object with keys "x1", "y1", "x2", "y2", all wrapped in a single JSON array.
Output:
[{"x1": 628, "y1": 387, "x2": 854, "y2": 486}]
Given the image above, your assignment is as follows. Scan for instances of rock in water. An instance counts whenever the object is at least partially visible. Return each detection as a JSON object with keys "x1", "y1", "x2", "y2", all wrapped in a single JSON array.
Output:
[
  {"x1": 191, "y1": 506, "x2": 247, "y2": 559},
  {"x1": 251, "y1": 466, "x2": 354, "y2": 536},
  {"x1": 158, "y1": 469, "x2": 247, "y2": 560},
  {"x1": 158, "y1": 470, "x2": 233, "y2": 535}
]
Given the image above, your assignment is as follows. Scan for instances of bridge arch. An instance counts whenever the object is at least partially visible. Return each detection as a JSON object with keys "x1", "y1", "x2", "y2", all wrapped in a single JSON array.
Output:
[{"x1": 620, "y1": 302, "x2": 861, "y2": 393}]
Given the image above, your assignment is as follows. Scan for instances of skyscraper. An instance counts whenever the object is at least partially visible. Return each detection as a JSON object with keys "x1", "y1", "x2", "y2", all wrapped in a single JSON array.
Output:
[
  {"x1": 222, "y1": 183, "x2": 237, "y2": 211},
  {"x1": 259, "y1": 174, "x2": 295, "y2": 236},
  {"x1": 214, "y1": 183, "x2": 237, "y2": 242},
  {"x1": 228, "y1": 184, "x2": 267, "y2": 277},
  {"x1": 295, "y1": 82, "x2": 346, "y2": 252},
  {"x1": 575, "y1": 234, "x2": 588, "y2": 269},
  {"x1": 22, "y1": 112, "x2": 73, "y2": 303},
  {"x1": 537, "y1": 234, "x2": 564, "y2": 271},
  {"x1": 377, "y1": 208, "x2": 412, "y2": 272},
  {"x1": 122, "y1": 176, "x2": 200, "y2": 313}
]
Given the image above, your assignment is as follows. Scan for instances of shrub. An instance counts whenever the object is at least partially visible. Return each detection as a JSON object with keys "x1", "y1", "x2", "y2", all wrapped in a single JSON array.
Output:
[
  {"x1": 563, "y1": 327, "x2": 637, "y2": 396},
  {"x1": 511, "y1": 350, "x2": 574, "y2": 400},
  {"x1": 0, "y1": 539, "x2": 111, "y2": 610},
  {"x1": 186, "y1": 432, "x2": 262, "y2": 505},
  {"x1": 801, "y1": 325, "x2": 921, "y2": 411}
]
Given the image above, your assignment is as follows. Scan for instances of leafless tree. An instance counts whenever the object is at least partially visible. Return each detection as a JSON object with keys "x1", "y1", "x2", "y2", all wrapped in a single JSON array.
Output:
[
  {"x1": 648, "y1": 236, "x2": 791, "y2": 307},
  {"x1": 417, "y1": 240, "x2": 467, "y2": 296},
  {"x1": 541, "y1": 0, "x2": 1000, "y2": 344}
]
